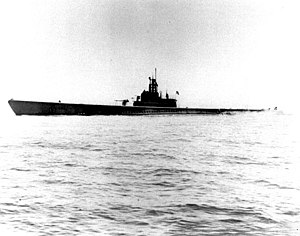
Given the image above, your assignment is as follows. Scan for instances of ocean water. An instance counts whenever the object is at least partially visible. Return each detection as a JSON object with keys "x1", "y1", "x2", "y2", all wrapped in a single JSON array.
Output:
[{"x1": 0, "y1": 111, "x2": 299, "y2": 235}]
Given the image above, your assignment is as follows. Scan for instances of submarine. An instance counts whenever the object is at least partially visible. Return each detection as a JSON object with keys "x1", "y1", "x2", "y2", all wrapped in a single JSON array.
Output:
[{"x1": 8, "y1": 69, "x2": 265, "y2": 116}]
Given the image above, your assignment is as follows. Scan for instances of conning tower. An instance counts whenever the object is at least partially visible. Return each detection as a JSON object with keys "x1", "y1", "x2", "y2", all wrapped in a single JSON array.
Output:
[{"x1": 133, "y1": 69, "x2": 177, "y2": 107}]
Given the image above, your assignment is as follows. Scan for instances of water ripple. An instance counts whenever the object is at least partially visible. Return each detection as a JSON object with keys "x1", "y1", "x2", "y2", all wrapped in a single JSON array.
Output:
[{"x1": 0, "y1": 113, "x2": 299, "y2": 235}]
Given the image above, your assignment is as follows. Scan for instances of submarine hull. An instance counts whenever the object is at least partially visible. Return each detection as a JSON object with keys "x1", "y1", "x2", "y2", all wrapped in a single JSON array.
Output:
[{"x1": 8, "y1": 100, "x2": 264, "y2": 116}]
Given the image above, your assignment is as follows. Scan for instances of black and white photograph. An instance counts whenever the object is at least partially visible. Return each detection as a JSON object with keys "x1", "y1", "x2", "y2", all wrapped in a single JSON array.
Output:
[{"x1": 0, "y1": 0, "x2": 299, "y2": 235}]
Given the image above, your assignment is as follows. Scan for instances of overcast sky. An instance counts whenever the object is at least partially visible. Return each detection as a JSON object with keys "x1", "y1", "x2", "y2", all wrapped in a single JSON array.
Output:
[{"x1": 1, "y1": 0, "x2": 299, "y2": 113}]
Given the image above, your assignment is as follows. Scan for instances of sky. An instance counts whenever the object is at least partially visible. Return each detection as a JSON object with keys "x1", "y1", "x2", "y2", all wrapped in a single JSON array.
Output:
[{"x1": 1, "y1": 0, "x2": 300, "y2": 114}]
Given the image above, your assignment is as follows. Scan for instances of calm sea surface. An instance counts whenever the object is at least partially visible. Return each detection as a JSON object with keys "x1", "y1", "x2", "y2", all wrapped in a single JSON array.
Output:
[{"x1": 0, "y1": 111, "x2": 299, "y2": 235}]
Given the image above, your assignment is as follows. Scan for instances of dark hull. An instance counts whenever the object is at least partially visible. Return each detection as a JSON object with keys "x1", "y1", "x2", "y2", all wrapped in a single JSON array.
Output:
[{"x1": 8, "y1": 100, "x2": 264, "y2": 116}]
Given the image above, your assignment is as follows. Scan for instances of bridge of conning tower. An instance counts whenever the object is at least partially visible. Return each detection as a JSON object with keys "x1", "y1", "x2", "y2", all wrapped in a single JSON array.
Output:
[
  {"x1": 148, "y1": 68, "x2": 158, "y2": 94},
  {"x1": 149, "y1": 77, "x2": 158, "y2": 94},
  {"x1": 133, "y1": 68, "x2": 177, "y2": 108}
]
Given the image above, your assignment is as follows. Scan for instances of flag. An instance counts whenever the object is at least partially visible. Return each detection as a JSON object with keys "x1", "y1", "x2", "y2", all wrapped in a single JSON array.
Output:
[{"x1": 176, "y1": 91, "x2": 179, "y2": 95}]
